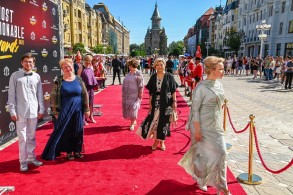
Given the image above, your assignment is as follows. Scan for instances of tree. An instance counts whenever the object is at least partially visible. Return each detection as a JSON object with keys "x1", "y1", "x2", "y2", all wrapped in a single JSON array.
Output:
[
  {"x1": 73, "y1": 42, "x2": 86, "y2": 54},
  {"x1": 92, "y1": 44, "x2": 104, "y2": 54},
  {"x1": 223, "y1": 29, "x2": 245, "y2": 54},
  {"x1": 168, "y1": 41, "x2": 184, "y2": 53}
]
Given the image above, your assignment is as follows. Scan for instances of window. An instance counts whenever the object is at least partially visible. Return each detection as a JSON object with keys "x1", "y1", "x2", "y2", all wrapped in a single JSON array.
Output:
[
  {"x1": 269, "y1": 5, "x2": 273, "y2": 17},
  {"x1": 260, "y1": 10, "x2": 263, "y2": 20},
  {"x1": 232, "y1": 15, "x2": 234, "y2": 22},
  {"x1": 257, "y1": 12, "x2": 259, "y2": 21},
  {"x1": 291, "y1": 0, "x2": 293, "y2": 11},
  {"x1": 276, "y1": 43, "x2": 281, "y2": 56},
  {"x1": 289, "y1": 20, "x2": 293, "y2": 33},
  {"x1": 282, "y1": 1, "x2": 286, "y2": 13},
  {"x1": 279, "y1": 22, "x2": 283, "y2": 34},
  {"x1": 244, "y1": 17, "x2": 246, "y2": 25}
]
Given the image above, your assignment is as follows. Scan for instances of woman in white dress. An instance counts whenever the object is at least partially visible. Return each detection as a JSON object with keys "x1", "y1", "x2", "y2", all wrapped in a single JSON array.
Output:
[{"x1": 178, "y1": 56, "x2": 231, "y2": 195}]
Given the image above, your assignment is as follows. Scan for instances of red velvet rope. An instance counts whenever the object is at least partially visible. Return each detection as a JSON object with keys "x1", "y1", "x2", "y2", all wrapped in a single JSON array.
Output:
[
  {"x1": 226, "y1": 107, "x2": 250, "y2": 133},
  {"x1": 253, "y1": 127, "x2": 293, "y2": 174}
]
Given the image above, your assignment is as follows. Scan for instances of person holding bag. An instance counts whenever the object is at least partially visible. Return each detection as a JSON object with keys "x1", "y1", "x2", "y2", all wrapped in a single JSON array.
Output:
[{"x1": 136, "y1": 58, "x2": 178, "y2": 151}]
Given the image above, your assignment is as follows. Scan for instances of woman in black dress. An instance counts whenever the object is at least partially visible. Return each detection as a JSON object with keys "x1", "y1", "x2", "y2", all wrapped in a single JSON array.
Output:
[{"x1": 137, "y1": 58, "x2": 178, "y2": 151}]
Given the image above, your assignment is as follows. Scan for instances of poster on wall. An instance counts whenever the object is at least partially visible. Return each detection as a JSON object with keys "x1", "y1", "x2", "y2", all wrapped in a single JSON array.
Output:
[{"x1": 0, "y1": 0, "x2": 61, "y2": 145}]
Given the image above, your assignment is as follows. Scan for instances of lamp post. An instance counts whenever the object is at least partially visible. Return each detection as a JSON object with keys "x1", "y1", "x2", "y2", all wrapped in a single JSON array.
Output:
[
  {"x1": 256, "y1": 20, "x2": 271, "y2": 79},
  {"x1": 256, "y1": 20, "x2": 271, "y2": 58},
  {"x1": 102, "y1": 40, "x2": 107, "y2": 55},
  {"x1": 205, "y1": 42, "x2": 211, "y2": 56},
  {"x1": 183, "y1": 47, "x2": 186, "y2": 55}
]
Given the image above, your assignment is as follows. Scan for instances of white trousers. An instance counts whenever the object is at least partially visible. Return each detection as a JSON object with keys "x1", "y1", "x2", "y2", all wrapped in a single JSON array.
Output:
[{"x1": 16, "y1": 116, "x2": 38, "y2": 163}]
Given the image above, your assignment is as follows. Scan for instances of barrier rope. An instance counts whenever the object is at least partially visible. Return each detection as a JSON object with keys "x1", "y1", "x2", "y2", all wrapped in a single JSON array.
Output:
[
  {"x1": 227, "y1": 107, "x2": 250, "y2": 133},
  {"x1": 253, "y1": 126, "x2": 293, "y2": 174}
]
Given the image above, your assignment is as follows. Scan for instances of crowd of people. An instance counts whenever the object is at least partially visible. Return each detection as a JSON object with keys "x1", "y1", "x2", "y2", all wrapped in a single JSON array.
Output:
[
  {"x1": 8, "y1": 49, "x2": 293, "y2": 194},
  {"x1": 223, "y1": 55, "x2": 293, "y2": 89}
]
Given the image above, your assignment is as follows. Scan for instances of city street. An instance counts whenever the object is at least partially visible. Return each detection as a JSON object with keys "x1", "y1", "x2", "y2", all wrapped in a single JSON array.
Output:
[{"x1": 108, "y1": 71, "x2": 293, "y2": 195}]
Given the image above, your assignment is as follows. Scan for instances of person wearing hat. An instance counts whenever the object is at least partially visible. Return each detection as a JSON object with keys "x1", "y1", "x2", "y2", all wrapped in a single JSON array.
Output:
[{"x1": 185, "y1": 56, "x2": 195, "y2": 97}]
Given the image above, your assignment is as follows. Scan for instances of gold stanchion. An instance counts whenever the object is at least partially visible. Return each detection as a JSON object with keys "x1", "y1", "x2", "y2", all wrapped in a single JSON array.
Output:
[
  {"x1": 237, "y1": 114, "x2": 262, "y2": 185},
  {"x1": 223, "y1": 99, "x2": 232, "y2": 150}
]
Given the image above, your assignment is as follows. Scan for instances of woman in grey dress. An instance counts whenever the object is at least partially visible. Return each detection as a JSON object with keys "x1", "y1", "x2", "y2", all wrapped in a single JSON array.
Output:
[
  {"x1": 122, "y1": 58, "x2": 144, "y2": 130},
  {"x1": 178, "y1": 56, "x2": 231, "y2": 195}
]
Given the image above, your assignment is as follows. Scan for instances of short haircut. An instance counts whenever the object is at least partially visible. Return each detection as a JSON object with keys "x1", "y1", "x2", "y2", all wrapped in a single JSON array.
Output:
[
  {"x1": 127, "y1": 58, "x2": 139, "y2": 68},
  {"x1": 153, "y1": 57, "x2": 166, "y2": 67},
  {"x1": 59, "y1": 58, "x2": 73, "y2": 69},
  {"x1": 21, "y1": 53, "x2": 36, "y2": 62}
]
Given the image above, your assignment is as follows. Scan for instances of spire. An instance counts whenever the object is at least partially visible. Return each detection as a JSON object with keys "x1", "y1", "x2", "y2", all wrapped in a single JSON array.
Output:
[{"x1": 151, "y1": 1, "x2": 161, "y2": 20}]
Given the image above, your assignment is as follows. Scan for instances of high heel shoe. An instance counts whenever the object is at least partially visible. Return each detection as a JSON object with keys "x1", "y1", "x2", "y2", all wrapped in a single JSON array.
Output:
[
  {"x1": 199, "y1": 185, "x2": 207, "y2": 192},
  {"x1": 152, "y1": 140, "x2": 159, "y2": 151},
  {"x1": 217, "y1": 189, "x2": 231, "y2": 195}
]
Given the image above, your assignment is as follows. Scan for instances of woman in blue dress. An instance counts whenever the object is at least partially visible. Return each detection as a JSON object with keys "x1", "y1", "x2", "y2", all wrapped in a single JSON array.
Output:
[{"x1": 42, "y1": 58, "x2": 89, "y2": 161}]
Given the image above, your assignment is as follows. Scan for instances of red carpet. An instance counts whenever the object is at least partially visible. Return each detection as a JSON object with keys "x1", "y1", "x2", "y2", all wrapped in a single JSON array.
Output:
[{"x1": 0, "y1": 84, "x2": 247, "y2": 195}]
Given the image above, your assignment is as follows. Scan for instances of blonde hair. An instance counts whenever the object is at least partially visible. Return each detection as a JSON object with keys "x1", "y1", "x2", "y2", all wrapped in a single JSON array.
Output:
[
  {"x1": 83, "y1": 54, "x2": 93, "y2": 61},
  {"x1": 203, "y1": 56, "x2": 225, "y2": 74},
  {"x1": 153, "y1": 57, "x2": 166, "y2": 68},
  {"x1": 59, "y1": 58, "x2": 73, "y2": 69}
]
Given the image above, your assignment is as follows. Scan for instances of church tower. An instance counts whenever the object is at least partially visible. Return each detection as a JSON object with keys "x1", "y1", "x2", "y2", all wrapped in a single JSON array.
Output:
[{"x1": 144, "y1": 2, "x2": 168, "y2": 55}]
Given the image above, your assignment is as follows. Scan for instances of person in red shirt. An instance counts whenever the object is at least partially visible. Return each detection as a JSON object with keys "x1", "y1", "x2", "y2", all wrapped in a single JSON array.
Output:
[{"x1": 185, "y1": 56, "x2": 195, "y2": 97}]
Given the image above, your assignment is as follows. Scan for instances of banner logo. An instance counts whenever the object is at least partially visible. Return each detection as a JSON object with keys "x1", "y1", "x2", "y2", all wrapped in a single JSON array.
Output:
[
  {"x1": 4, "y1": 66, "x2": 9, "y2": 76},
  {"x1": 30, "y1": 16, "x2": 37, "y2": 25},
  {"x1": 41, "y1": 49, "x2": 48, "y2": 57}
]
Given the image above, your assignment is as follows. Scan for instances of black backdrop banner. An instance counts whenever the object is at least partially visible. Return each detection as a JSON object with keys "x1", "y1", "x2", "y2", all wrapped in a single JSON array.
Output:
[{"x1": 0, "y1": 0, "x2": 61, "y2": 145}]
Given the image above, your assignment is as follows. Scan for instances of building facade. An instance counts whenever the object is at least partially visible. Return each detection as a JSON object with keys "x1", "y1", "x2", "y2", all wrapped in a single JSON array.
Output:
[
  {"x1": 209, "y1": 0, "x2": 293, "y2": 58},
  {"x1": 184, "y1": 7, "x2": 215, "y2": 57},
  {"x1": 144, "y1": 2, "x2": 168, "y2": 55},
  {"x1": 93, "y1": 3, "x2": 130, "y2": 55},
  {"x1": 61, "y1": 1, "x2": 130, "y2": 55}
]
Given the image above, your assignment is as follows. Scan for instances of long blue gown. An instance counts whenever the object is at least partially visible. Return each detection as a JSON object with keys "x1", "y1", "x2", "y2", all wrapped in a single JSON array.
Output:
[{"x1": 42, "y1": 78, "x2": 84, "y2": 160}]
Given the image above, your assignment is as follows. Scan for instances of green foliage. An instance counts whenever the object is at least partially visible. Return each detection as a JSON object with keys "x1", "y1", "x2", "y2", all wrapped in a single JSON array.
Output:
[
  {"x1": 130, "y1": 50, "x2": 140, "y2": 57},
  {"x1": 130, "y1": 43, "x2": 145, "y2": 57},
  {"x1": 169, "y1": 48, "x2": 181, "y2": 57},
  {"x1": 168, "y1": 41, "x2": 184, "y2": 53},
  {"x1": 73, "y1": 42, "x2": 86, "y2": 54},
  {"x1": 223, "y1": 29, "x2": 245, "y2": 53},
  {"x1": 92, "y1": 44, "x2": 104, "y2": 54}
]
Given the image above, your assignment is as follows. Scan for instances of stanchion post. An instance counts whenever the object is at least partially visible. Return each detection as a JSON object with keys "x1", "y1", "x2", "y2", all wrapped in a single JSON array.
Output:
[
  {"x1": 223, "y1": 99, "x2": 232, "y2": 150},
  {"x1": 237, "y1": 114, "x2": 262, "y2": 185}
]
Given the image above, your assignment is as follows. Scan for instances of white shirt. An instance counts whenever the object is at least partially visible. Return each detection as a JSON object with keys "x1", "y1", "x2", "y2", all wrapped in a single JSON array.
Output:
[{"x1": 7, "y1": 69, "x2": 45, "y2": 118}]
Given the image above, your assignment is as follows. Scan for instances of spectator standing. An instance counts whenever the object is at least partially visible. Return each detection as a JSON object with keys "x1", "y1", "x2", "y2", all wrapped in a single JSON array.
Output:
[
  {"x1": 166, "y1": 56, "x2": 174, "y2": 74},
  {"x1": 285, "y1": 56, "x2": 293, "y2": 89},
  {"x1": 112, "y1": 55, "x2": 122, "y2": 85},
  {"x1": 80, "y1": 55, "x2": 98, "y2": 124},
  {"x1": 7, "y1": 53, "x2": 45, "y2": 172}
]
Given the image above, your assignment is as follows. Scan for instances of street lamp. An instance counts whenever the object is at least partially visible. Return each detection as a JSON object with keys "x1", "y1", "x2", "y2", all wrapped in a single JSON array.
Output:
[
  {"x1": 102, "y1": 40, "x2": 107, "y2": 55},
  {"x1": 183, "y1": 47, "x2": 186, "y2": 55},
  {"x1": 205, "y1": 42, "x2": 211, "y2": 56},
  {"x1": 256, "y1": 20, "x2": 271, "y2": 78},
  {"x1": 256, "y1": 20, "x2": 271, "y2": 58}
]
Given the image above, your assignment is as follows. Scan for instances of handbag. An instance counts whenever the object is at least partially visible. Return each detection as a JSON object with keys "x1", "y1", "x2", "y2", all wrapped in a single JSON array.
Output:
[{"x1": 169, "y1": 110, "x2": 178, "y2": 126}]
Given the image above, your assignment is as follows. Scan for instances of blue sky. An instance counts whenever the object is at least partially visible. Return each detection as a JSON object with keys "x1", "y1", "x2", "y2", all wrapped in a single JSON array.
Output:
[{"x1": 86, "y1": 0, "x2": 222, "y2": 45}]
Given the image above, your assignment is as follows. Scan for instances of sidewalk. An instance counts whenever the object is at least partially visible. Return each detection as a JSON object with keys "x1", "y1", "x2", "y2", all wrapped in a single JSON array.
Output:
[{"x1": 105, "y1": 71, "x2": 293, "y2": 195}]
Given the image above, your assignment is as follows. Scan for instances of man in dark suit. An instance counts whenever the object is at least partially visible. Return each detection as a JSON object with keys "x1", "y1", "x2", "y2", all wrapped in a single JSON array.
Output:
[{"x1": 111, "y1": 55, "x2": 122, "y2": 85}]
